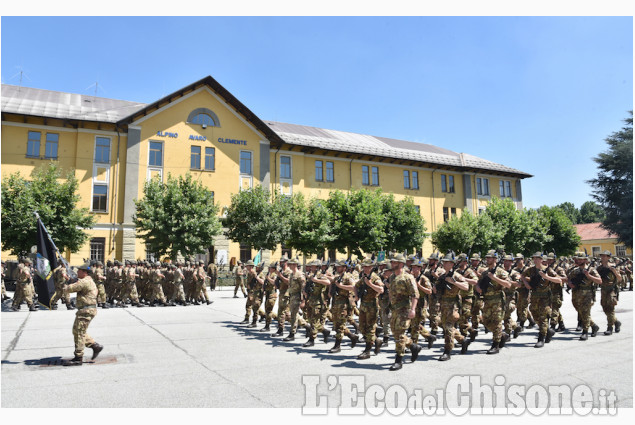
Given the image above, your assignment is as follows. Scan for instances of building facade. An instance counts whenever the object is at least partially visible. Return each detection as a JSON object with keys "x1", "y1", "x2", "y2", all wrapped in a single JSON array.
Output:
[
  {"x1": 574, "y1": 223, "x2": 632, "y2": 258},
  {"x1": 1, "y1": 76, "x2": 531, "y2": 265}
]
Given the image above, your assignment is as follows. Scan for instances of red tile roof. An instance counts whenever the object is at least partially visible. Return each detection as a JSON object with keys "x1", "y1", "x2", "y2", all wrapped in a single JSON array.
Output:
[{"x1": 574, "y1": 223, "x2": 617, "y2": 240}]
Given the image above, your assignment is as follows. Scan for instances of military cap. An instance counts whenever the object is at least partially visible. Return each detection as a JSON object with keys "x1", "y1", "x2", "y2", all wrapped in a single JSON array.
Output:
[
  {"x1": 456, "y1": 253, "x2": 468, "y2": 262},
  {"x1": 503, "y1": 254, "x2": 515, "y2": 261},
  {"x1": 531, "y1": 252, "x2": 543, "y2": 258},
  {"x1": 321, "y1": 261, "x2": 329, "y2": 266},
  {"x1": 484, "y1": 250, "x2": 497, "y2": 258},
  {"x1": 155, "y1": 261, "x2": 161, "y2": 267},
  {"x1": 514, "y1": 253, "x2": 524, "y2": 260},
  {"x1": 96, "y1": 261, "x2": 103, "y2": 267},
  {"x1": 441, "y1": 253, "x2": 455, "y2": 263},
  {"x1": 406, "y1": 255, "x2": 417, "y2": 262},
  {"x1": 334, "y1": 260, "x2": 347, "y2": 267},
  {"x1": 114, "y1": 260, "x2": 120, "y2": 266},
  {"x1": 428, "y1": 252, "x2": 439, "y2": 261},
  {"x1": 22, "y1": 257, "x2": 32, "y2": 264},
  {"x1": 77, "y1": 263, "x2": 91, "y2": 271},
  {"x1": 600, "y1": 250, "x2": 612, "y2": 257},
  {"x1": 470, "y1": 253, "x2": 481, "y2": 261},
  {"x1": 287, "y1": 258, "x2": 298, "y2": 265},
  {"x1": 280, "y1": 255, "x2": 289, "y2": 262},
  {"x1": 547, "y1": 252, "x2": 557, "y2": 260},
  {"x1": 410, "y1": 260, "x2": 423, "y2": 268},
  {"x1": 106, "y1": 260, "x2": 113, "y2": 267},
  {"x1": 391, "y1": 254, "x2": 407, "y2": 264},
  {"x1": 244, "y1": 260, "x2": 255, "y2": 266},
  {"x1": 361, "y1": 258, "x2": 375, "y2": 267}
]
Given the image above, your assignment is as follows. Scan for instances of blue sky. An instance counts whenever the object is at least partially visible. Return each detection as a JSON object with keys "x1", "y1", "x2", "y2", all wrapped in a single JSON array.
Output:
[{"x1": 1, "y1": 16, "x2": 632, "y2": 209}]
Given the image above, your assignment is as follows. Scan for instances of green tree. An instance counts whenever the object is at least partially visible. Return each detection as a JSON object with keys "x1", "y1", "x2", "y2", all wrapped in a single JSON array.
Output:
[
  {"x1": 431, "y1": 210, "x2": 503, "y2": 255},
  {"x1": 1, "y1": 162, "x2": 96, "y2": 257},
  {"x1": 579, "y1": 200, "x2": 606, "y2": 224},
  {"x1": 133, "y1": 173, "x2": 221, "y2": 260},
  {"x1": 381, "y1": 194, "x2": 427, "y2": 253},
  {"x1": 588, "y1": 111, "x2": 633, "y2": 247},
  {"x1": 556, "y1": 201, "x2": 581, "y2": 224},
  {"x1": 284, "y1": 194, "x2": 335, "y2": 257},
  {"x1": 224, "y1": 185, "x2": 284, "y2": 253},
  {"x1": 537, "y1": 205, "x2": 581, "y2": 256}
]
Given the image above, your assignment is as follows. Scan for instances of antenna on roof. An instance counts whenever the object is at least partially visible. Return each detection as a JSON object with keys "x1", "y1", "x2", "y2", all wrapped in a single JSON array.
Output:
[
  {"x1": 9, "y1": 66, "x2": 32, "y2": 91},
  {"x1": 86, "y1": 80, "x2": 106, "y2": 97}
]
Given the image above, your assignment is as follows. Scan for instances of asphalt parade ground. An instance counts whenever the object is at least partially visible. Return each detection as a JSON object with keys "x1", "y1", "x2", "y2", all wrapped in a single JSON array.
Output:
[{"x1": 1, "y1": 287, "x2": 632, "y2": 411}]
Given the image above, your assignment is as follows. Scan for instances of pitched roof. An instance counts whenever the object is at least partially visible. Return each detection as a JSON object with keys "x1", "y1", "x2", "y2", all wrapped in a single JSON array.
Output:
[
  {"x1": 574, "y1": 223, "x2": 617, "y2": 240},
  {"x1": 2, "y1": 78, "x2": 531, "y2": 178}
]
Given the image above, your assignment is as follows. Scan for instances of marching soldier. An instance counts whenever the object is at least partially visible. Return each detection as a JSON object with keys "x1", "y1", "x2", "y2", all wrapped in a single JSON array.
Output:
[
  {"x1": 149, "y1": 261, "x2": 169, "y2": 306},
  {"x1": 303, "y1": 261, "x2": 331, "y2": 347},
  {"x1": 121, "y1": 260, "x2": 144, "y2": 307},
  {"x1": 354, "y1": 259, "x2": 384, "y2": 359},
  {"x1": 325, "y1": 260, "x2": 359, "y2": 352},
  {"x1": 387, "y1": 254, "x2": 421, "y2": 370},
  {"x1": 436, "y1": 254, "x2": 470, "y2": 361},
  {"x1": 378, "y1": 261, "x2": 392, "y2": 347},
  {"x1": 272, "y1": 256, "x2": 292, "y2": 337},
  {"x1": 563, "y1": 252, "x2": 601, "y2": 340},
  {"x1": 423, "y1": 253, "x2": 441, "y2": 335},
  {"x1": 514, "y1": 254, "x2": 536, "y2": 330},
  {"x1": 261, "y1": 263, "x2": 279, "y2": 332},
  {"x1": 409, "y1": 260, "x2": 436, "y2": 350},
  {"x1": 455, "y1": 254, "x2": 478, "y2": 342},
  {"x1": 504, "y1": 255, "x2": 523, "y2": 338},
  {"x1": 597, "y1": 251, "x2": 622, "y2": 335},
  {"x1": 234, "y1": 260, "x2": 247, "y2": 298},
  {"x1": 11, "y1": 258, "x2": 38, "y2": 312},
  {"x1": 207, "y1": 261, "x2": 218, "y2": 291},
  {"x1": 51, "y1": 263, "x2": 75, "y2": 310},
  {"x1": 546, "y1": 253, "x2": 567, "y2": 332},
  {"x1": 283, "y1": 258, "x2": 309, "y2": 341},
  {"x1": 195, "y1": 260, "x2": 212, "y2": 305},
  {"x1": 93, "y1": 262, "x2": 108, "y2": 309},
  {"x1": 242, "y1": 261, "x2": 264, "y2": 327},
  {"x1": 469, "y1": 253, "x2": 485, "y2": 335}
]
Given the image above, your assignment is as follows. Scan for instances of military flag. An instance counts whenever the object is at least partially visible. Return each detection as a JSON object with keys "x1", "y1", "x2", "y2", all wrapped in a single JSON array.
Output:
[{"x1": 35, "y1": 215, "x2": 59, "y2": 309}]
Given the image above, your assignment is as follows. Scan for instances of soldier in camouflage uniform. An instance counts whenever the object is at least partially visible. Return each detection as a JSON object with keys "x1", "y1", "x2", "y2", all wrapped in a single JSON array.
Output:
[
  {"x1": 436, "y1": 254, "x2": 470, "y2": 361},
  {"x1": 121, "y1": 261, "x2": 144, "y2": 307},
  {"x1": 272, "y1": 257, "x2": 292, "y2": 337},
  {"x1": 194, "y1": 261, "x2": 212, "y2": 305},
  {"x1": 409, "y1": 260, "x2": 436, "y2": 350},
  {"x1": 92, "y1": 262, "x2": 108, "y2": 309},
  {"x1": 387, "y1": 254, "x2": 421, "y2": 370},
  {"x1": 505, "y1": 256, "x2": 523, "y2": 339},
  {"x1": 149, "y1": 262, "x2": 169, "y2": 306},
  {"x1": 455, "y1": 254, "x2": 478, "y2": 342},
  {"x1": 207, "y1": 261, "x2": 218, "y2": 291},
  {"x1": 514, "y1": 254, "x2": 535, "y2": 330},
  {"x1": 354, "y1": 259, "x2": 384, "y2": 359},
  {"x1": 51, "y1": 264, "x2": 74, "y2": 310},
  {"x1": 423, "y1": 253, "x2": 441, "y2": 335},
  {"x1": 546, "y1": 253, "x2": 567, "y2": 332},
  {"x1": 260, "y1": 263, "x2": 279, "y2": 332},
  {"x1": 234, "y1": 261, "x2": 247, "y2": 298},
  {"x1": 171, "y1": 264, "x2": 188, "y2": 305},
  {"x1": 11, "y1": 258, "x2": 38, "y2": 311},
  {"x1": 521, "y1": 253, "x2": 561, "y2": 348},
  {"x1": 563, "y1": 252, "x2": 601, "y2": 340},
  {"x1": 282, "y1": 259, "x2": 309, "y2": 341},
  {"x1": 243, "y1": 261, "x2": 263, "y2": 327},
  {"x1": 325, "y1": 261, "x2": 359, "y2": 352},
  {"x1": 378, "y1": 262, "x2": 392, "y2": 347},
  {"x1": 62, "y1": 263, "x2": 103, "y2": 366},
  {"x1": 304, "y1": 260, "x2": 331, "y2": 346},
  {"x1": 597, "y1": 251, "x2": 622, "y2": 335},
  {"x1": 475, "y1": 251, "x2": 513, "y2": 355},
  {"x1": 1, "y1": 260, "x2": 9, "y2": 302},
  {"x1": 470, "y1": 254, "x2": 485, "y2": 335}
]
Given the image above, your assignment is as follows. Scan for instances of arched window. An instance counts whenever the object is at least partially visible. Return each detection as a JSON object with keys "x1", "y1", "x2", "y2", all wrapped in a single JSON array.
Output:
[{"x1": 187, "y1": 108, "x2": 220, "y2": 127}]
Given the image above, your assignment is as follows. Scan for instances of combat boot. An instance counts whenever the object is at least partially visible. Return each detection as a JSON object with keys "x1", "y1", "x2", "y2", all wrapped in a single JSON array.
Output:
[
  {"x1": 550, "y1": 322, "x2": 556, "y2": 331},
  {"x1": 271, "y1": 326, "x2": 284, "y2": 337},
  {"x1": 580, "y1": 329, "x2": 589, "y2": 341},
  {"x1": 102, "y1": 303, "x2": 110, "y2": 309},
  {"x1": 52, "y1": 304, "x2": 58, "y2": 310},
  {"x1": 499, "y1": 332, "x2": 509, "y2": 348},
  {"x1": 207, "y1": 300, "x2": 213, "y2": 305},
  {"x1": 545, "y1": 328, "x2": 556, "y2": 343},
  {"x1": 513, "y1": 326, "x2": 521, "y2": 339},
  {"x1": 483, "y1": 326, "x2": 489, "y2": 334},
  {"x1": 259, "y1": 315, "x2": 265, "y2": 322},
  {"x1": 64, "y1": 356, "x2": 83, "y2": 366},
  {"x1": 557, "y1": 321, "x2": 566, "y2": 332},
  {"x1": 283, "y1": 332, "x2": 295, "y2": 341},
  {"x1": 575, "y1": 320, "x2": 582, "y2": 332},
  {"x1": 591, "y1": 324, "x2": 599, "y2": 337},
  {"x1": 28, "y1": 304, "x2": 37, "y2": 311},
  {"x1": 389, "y1": 355, "x2": 403, "y2": 371},
  {"x1": 438, "y1": 349, "x2": 451, "y2": 361},
  {"x1": 469, "y1": 329, "x2": 478, "y2": 343},
  {"x1": 249, "y1": 318, "x2": 258, "y2": 328},
  {"x1": 243, "y1": 292, "x2": 248, "y2": 298},
  {"x1": 260, "y1": 324, "x2": 271, "y2": 332},
  {"x1": 518, "y1": 319, "x2": 525, "y2": 330},
  {"x1": 382, "y1": 335, "x2": 390, "y2": 347},
  {"x1": 527, "y1": 318, "x2": 536, "y2": 329},
  {"x1": 349, "y1": 333, "x2": 359, "y2": 348},
  {"x1": 534, "y1": 333, "x2": 545, "y2": 348},
  {"x1": 66, "y1": 303, "x2": 75, "y2": 310},
  {"x1": 615, "y1": 321, "x2": 621, "y2": 333},
  {"x1": 604, "y1": 326, "x2": 613, "y2": 336},
  {"x1": 410, "y1": 344, "x2": 421, "y2": 362},
  {"x1": 374, "y1": 338, "x2": 382, "y2": 355},
  {"x1": 303, "y1": 337, "x2": 315, "y2": 348},
  {"x1": 487, "y1": 340, "x2": 499, "y2": 355},
  {"x1": 240, "y1": 317, "x2": 250, "y2": 325},
  {"x1": 322, "y1": 328, "x2": 331, "y2": 344},
  {"x1": 460, "y1": 339, "x2": 470, "y2": 354},
  {"x1": 135, "y1": 302, "x2": 145, "y2": 308},
  {"x1": 305, "y1": 324, "x2": 312, "y2": 338},
  {"x1": 427, "y1": 334, "x2": 437, "y2": 350},
  {"x1": 91, "y1": 343, "x2": 104, "y2": 360},
  {"x1": 329, "y1": 338, "x2": 342, "y2": 353},
  {"x1": 11, "y1": 306, "x2": 19, "y2": 312},
  {"x1": 431, "y1": 328, "x2": 438, "y2": 337},
  {"x1": 357, "y1": 342, "x2": 372, "y2": 360},
  {"x1": 375, "y1": 326, "x2": 383, "y2": 339}
]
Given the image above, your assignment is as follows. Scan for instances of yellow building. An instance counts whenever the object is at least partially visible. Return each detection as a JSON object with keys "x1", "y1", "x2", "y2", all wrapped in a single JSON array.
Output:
[
  {"x1": 574, "y1": 223, "x2": 632, "y2": 258},
  {"x1": 1, "y1": 76, "x2": 531, "y2": 265}
]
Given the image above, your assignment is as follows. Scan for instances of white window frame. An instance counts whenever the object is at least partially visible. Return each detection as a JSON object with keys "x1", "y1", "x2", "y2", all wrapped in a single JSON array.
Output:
[
  {"x1": 94, "y1": 136, "x2": 111, "y2": 164},
  {"x1": 591, "y1": 246, "x2": 601, "y2": 257},
  {"x1": 147, "y1": 140, "x2": 164, "y2": 182},
  {"x1": 476, "y1": 176, "x2": 490, "y2": 197},
  {"x1": 91, "y1": 140, "x2": 111, "y2": 213},
  {"x1": 615, "y1": 245, "x2": 627, "y2": 257},
  {"x1": 280, "y1": 155, "x2": 292, "y2": 195},
  {"x1": 239, "y1": 150, "x2": 253, "y2": 191}
]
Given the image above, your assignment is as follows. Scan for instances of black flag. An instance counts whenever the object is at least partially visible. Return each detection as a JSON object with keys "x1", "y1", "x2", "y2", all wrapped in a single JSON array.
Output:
[{"x1": 35, "y1": 217, "x2": 58, "y2": 309}]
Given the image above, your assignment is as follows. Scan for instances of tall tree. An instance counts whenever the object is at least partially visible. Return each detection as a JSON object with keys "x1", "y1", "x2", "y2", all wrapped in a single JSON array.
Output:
[
  {"x1": 284, "y1": 194, "x2": 335, "y2": 257},
  {"x1": 382, "y1": 194, "x2": 427, "y2": 253},
  {"x1": 537, "y1": 206, "x2": 581, "y2": 256},
  {"x1": 134, "y1": 173, "x2": 221, "y2": 260},
  {"x1": 579, "y1": 200, "x2": 606, "y2": 224},
  {"x1": 588, "y1": 111, "x2": 633, "y2": 247},
  {"x1": 556, "y1": 201, "x2": 581, "y2": 224},
  {"x1": 1, "y1": 162, "x2": 96, "y2": 257}
]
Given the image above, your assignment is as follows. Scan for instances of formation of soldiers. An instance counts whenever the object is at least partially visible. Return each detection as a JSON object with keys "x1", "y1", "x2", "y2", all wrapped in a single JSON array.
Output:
[{"x1": 234, "y1": 250, "x2": 632, "y2": 371}]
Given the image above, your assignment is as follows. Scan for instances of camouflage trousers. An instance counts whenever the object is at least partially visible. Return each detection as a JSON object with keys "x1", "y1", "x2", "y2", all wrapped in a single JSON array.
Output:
[
  {"x1": 600, "y1": 288, "x2": 618, "y2": 326},
  {"x1": 440, "y1": 298, "x2": 464, "y2": 351},
  {"x1": 12, "y1": 283, "x2": 34, "y2": 308},
  {"x1": 234, "y1": 278, "x2": 246, "y2": 296},
  {"x1": 428, "y1": 293, "x2": 440, "y2": 331},
  {"x1": 51, "y1": 282, "x2": 71, "y2": 306},
  {"x1": 390, "y1": 307, "x2": 414, "y2": 356},
  {"x1": 471, "y1": 296, "x2": 483, "y2": 330},
  {"x1": 359, "y1": 303, "x2": 379, "y2": 343},
  {"x1": 503, "y1": 295, "x2": 517, "y2": 334},
  {"x1": 196, "y1": 281, "x2": 209, "y2": 302},
  {"x1": 263, "y1": 293, "x2": 277, "y2": 326},
  {"x1": 482, "y1": 294, "x2": 505, "y2": 342},
  {"x1": 73, "y1": 308, "x2": 97, "y2": 357},
  {"x1": 306, "y1": 301, "x2": 328, "y2": 338},
  {"x1": 379, "y1": 298, "x2": 391, "y2": 336},
  {"x1": 171, "y1": 283, "x2": 186, "y2": 303},
  {"x1": 151, "y1": 284, "x2": 167, "y2": 303},
  {"x1": 1, "y1": 281, "x2": 6, "y2": 297},
  {"x1": 529, "y1": 293, "x2": 552, "y2": 335},
  {"x1": 550, "y1": 293, "x2": 563, "y2": 326},
  {"x1": 288, "y1": 295, "x2": 306, "y2": 333},
  {"x1": 571, "y1": 289, "x2": 594, "y2": 329},
  {"x1": 516, "y1": 288, "x2": 531, "y2": 322},
  {"x1": 458, "y1": 297, "x2": 474, "y2": 337},
  {"x1": 410, "y1": 302, "x2": 431, "y2": 344},
  {"x1": 331, "y1": 303, "x2": 355, "y2": 340},
  {"x1": 250, "y1": 291, "x2": 263, "y2": 321},
  {"x1": 277, "y1": 295, "x2": 291, "y2": 328},
  {"x1": 96, "y1": 284, "x2": 106, "y2": 304},
  {"x1": 245, "y1": 289, "x2": 254, "y2": 320},
  {"x1": 120, "y1": 284, "x2": 140, "y2": 304}
]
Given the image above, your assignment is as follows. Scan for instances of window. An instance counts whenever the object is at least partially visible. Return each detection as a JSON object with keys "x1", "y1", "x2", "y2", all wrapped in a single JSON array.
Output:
[
  {"x1": 326, "y1": 161, "x2": 334, "y2": 182},
  {"x1": 280, "y1": 156, "x2": 291, "y2": 179},
  {"x1": 592, "y1": 246, "x2": 601, "y2": 257},
  {"x1": 404, "y1": 170, "x2": 410, "y2": 189},
  {"x1": 190, "y1": 113, "x2": 215, "y2": 126},
  {"x1": 187, "y1": 108, "x2": 220, "y2": 127},
  {"x1": 281, "y1": 244, "x2": 292, "y2": 259},
  {"x1": 240, "y1": 244, "x2": 251, "y2": 263},
  {"x1": 149, "y1": 141, "x2": 163, "y2": 166},
  {"x1": 505, "y1": 181, "x2": 512, "y2": 197},
  {"x1": 412, "y1": 171, "x2": 419, "y2": 190},
  {"x1": 451, "y1": 207, "x2": 457, "y2": 217},
  {"x1": 443, "y1": 207, "x2": 450, "y2": 222},
  {"x1": 478, "y1": 206, "x2": 486, "y2": 215},
  {"x1": 240, "y1": 151, "x2": 252, "y2": 175},
  {"x1": 449, "y1": 175, "x2": 455, "y2": 193},
  {"x1": 92, "y1": 184, "x2": 108, "y2": 212},
  {"x1": 90, "y1": 238, "x2": 105, "y2": 263},
  {"x1": 94, "y1": 137, "x2": 110, "y2": 163},
  {"x1": 441, "y1": 174, "x2": 455, "y2": 193},
  {"x1": 27, "y1": 131, "x2": 40, "y2": 157},
  {"x1": 371, "y1": 166, "x2": 379, "y2": 186},
  {"x1": 45, "y1": 133, "x2": 58, "y2": 159},
  {"x1": 146, "y1": 244, "x2": 156, "y2": 262},
  {"x1": 415, "y1": 205, "x2": 420, "y2": 214},
  {"x1": 205, "y1": 147, "x2": 215, "y2": 171},
  {"x1": 315, "y1": 160, "x2": 323, "y2": 181},
  {"x1": 328, "y1": 249, "x2": 336, "y2": 262},
  {"x1": 362, "y1": 165, "x2": 370, "y2": 185},
  {"x1": 616, "y1": 245, "x2": 627, "y2": 256},
  {"x1": 477, "y1": 177, "x2": 490, "y2": 196},
  {"x1": 191, "y1": 146, "x2": 201, "y2": 169}
]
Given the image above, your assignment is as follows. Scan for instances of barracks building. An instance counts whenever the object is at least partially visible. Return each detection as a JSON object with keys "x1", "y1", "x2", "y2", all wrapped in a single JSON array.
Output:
[{"x1": 1, "y1": 75, "x2": 532, "y2": 266}]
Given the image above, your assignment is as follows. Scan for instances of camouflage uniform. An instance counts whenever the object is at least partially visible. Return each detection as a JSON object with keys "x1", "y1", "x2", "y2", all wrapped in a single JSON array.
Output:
[
  {"x1": 388, "y1": 268, "x2": 419, "y2": 357},
  {"x1": 548, "y1": 260, "x2": 567, "y2": 330},
  {"x1": 234, "y1": 264, "x2": 247, "y2": 297},
  {"x1": 597, "y1": 263, "x2": 620, "y2": 331},
  {"x1": 522, "y1": 263, "x2": 558, "y2": 345},
  {"x1": 275, "y1": 266, "x2": 293, "y2": 332},
  {"x1": 51, "y1": 265, "x2": 72, "y2": 309},
  {"x1": 262, "y1": 268, "x2": 278, "y2": 330},
  {"x1": 457, "y1": 266, "x2": 477, "y2": 338},
  {"x1": 171, "y1": 266, "x2": 187, "y2": 304},
  {"x1": 245, "y1": 267, "x2": 263, "y2": 325},
  {"x1": 63, "y1": 269, "x2": 100, "y2": 360},
  {"x1": 356, "y1": 270, "x2": 382, "y2": 345},
  {"x1": 286, "y1": 266, "x2": 307, "y2": 337},
  {"x1": 567, "y1": 265, "x2": 600, "y2": 337},
  {"x1": 437, "y1": 270, "x2": 466, "y2": 354},
  {"x1": 194, "y1": 264, "x2": 210, "y2": 304},
  {"x1": 378, "y1": 273, "x2": 392, "y2": 344},
  {"x1": 207, "y1": 263, "x2": 218, "y2": 291},
  {"x1": 409, "y1": 272, "x2": 432, "y2": 345},
  {"x1": 12, "y1": 263, "x2": 36, "y2": 311},
  {"x1": 515, "y1": 265, "x2": 532, "y2": 326},
  {"x1": 329, "y1": 270, "x2": 358, "y2": 348},
  {"x1": 423, "y1": 262, "x2": 440, "y2": 333},
  {"x1": 479, "y1": 265, "x2": 509, "y2": 346},
  {"x1": 94, "y1": 266, "x2": 107, "y2": 306},
  {"x1": 505, "y1": 268, "x2": 522, "y2": 336},
  {"x1": 121, "y1": 265, "x2": 140, "y2": 305},
  {"x1": 150, "y1": 266, "x2": 167, "y2": 304},
  {"x1": 305, "y1": 267, "x2": 329, "y2": 341}
]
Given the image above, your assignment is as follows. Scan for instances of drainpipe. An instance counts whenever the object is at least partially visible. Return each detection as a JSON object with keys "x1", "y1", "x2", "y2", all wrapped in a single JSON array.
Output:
[
  {"x1": 349, "y1": 157, "x2": 354, "y2": 190},
  {"x1": 112, "y1": 125, "x2": 121, "y2": 257}
]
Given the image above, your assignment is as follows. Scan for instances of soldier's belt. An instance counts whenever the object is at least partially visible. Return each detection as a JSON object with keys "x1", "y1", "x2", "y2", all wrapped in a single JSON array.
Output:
[
  {"x1": 78, "y1": 304, "x2": 97, "y2": 310},
  {"x1": 483, "y1": 293, "x2": 503, "y2": 300},
  {"x1": 361, "y1": 300, "x2": 378, "y2": 308},
  {"x1": 391, "y1": 299, "x2": 411, "y2": 310},
  {"x1": 333, "y1": 299, "x2": 348, "y2": 306},
  {"x1": 574, "y1": 286, "x2": 594, "y2": 292},
  {"x1": 441, "y1": 295, "x2": 459, "y2": 301},
  {"x1": 531, "y1": 291, "x2": 551, "y2": 297}
]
